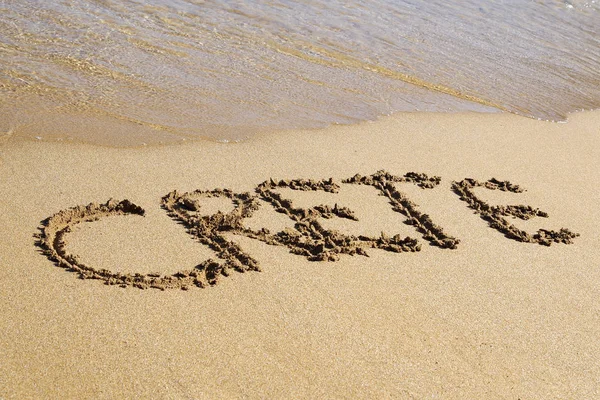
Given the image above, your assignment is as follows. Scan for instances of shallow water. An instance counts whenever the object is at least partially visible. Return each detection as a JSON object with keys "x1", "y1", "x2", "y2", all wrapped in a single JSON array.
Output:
[{"x1": 1, "y1": 0, "x2": 599, "y2": 145}]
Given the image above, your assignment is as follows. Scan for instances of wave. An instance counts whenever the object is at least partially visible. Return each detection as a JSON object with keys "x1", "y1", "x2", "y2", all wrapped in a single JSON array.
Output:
[{"x1": 1, "y1": 0, "x2": 599, "y2": 144}]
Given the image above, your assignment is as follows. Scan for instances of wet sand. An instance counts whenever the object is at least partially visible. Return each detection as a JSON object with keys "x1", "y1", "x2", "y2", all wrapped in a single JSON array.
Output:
[{"x1": 1, "y1": 111, "x2": 599, "y2": 398}]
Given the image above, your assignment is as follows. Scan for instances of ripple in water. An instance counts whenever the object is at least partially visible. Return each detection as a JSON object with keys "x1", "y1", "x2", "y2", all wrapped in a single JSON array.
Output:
[{"x1": 0, "y1": 0, "x2": 599, "y2": 145}]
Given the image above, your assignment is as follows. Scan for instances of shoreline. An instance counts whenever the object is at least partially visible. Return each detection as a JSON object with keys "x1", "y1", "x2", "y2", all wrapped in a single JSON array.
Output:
[
  {"x1": 1, "y1": 110, "x2": 599, "y2": 398},
  {"x1": 7, "y1": 105, "x2": 591, "y2": 149}
]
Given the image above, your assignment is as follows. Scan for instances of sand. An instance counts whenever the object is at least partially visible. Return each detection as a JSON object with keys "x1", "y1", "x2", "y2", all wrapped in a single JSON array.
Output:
[{"x1": 1, "y1": 111, "x2": 599, "y2": 398}]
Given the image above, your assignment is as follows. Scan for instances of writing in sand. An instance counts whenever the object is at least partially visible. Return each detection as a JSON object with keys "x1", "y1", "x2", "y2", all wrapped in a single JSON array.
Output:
[{"x1": 36, "y1": 171, "x2": 578, "y2": 290}]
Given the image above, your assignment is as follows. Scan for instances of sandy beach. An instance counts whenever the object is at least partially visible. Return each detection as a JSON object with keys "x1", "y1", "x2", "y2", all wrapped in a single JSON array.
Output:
[{"x1": 1, "y1": 110, "x2": 599, "y2": 398}]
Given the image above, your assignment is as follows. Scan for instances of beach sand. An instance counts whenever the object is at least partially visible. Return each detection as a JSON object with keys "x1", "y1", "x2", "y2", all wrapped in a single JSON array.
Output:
[{"x1": 1, "y1": 111, "x2": 599, "y2": 398}]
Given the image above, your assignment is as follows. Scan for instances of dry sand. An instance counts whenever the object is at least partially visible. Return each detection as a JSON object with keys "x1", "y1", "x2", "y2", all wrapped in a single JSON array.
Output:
[{"x1": 1, "y1": 111, "x2": 599, "y2": 399}]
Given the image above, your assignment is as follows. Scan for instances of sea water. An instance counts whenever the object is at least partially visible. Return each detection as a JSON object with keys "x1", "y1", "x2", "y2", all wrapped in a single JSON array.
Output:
[{"x1": 0, "y1": 0, "x2": 599, "y2": 145}]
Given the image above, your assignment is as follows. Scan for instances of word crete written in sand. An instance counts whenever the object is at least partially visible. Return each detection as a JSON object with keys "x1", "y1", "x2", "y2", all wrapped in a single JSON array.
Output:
[{"x1": 36, "y1": 171, "x2": 578, "y2": 290}]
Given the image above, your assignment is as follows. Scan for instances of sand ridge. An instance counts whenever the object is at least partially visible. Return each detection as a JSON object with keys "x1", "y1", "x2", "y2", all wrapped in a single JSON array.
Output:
[
  {"x1": 34, "y1": 199, "x2": 194, "y2": 290},
  {"x1": 452, "y1": 178, "x2": 579, "y2": 246},
  {"x1": 342, "y1": 170, "x2": 460, "y2": 249},
  {"x1": 36, "y1": 170, "x2": 579, "y2": 291}
]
